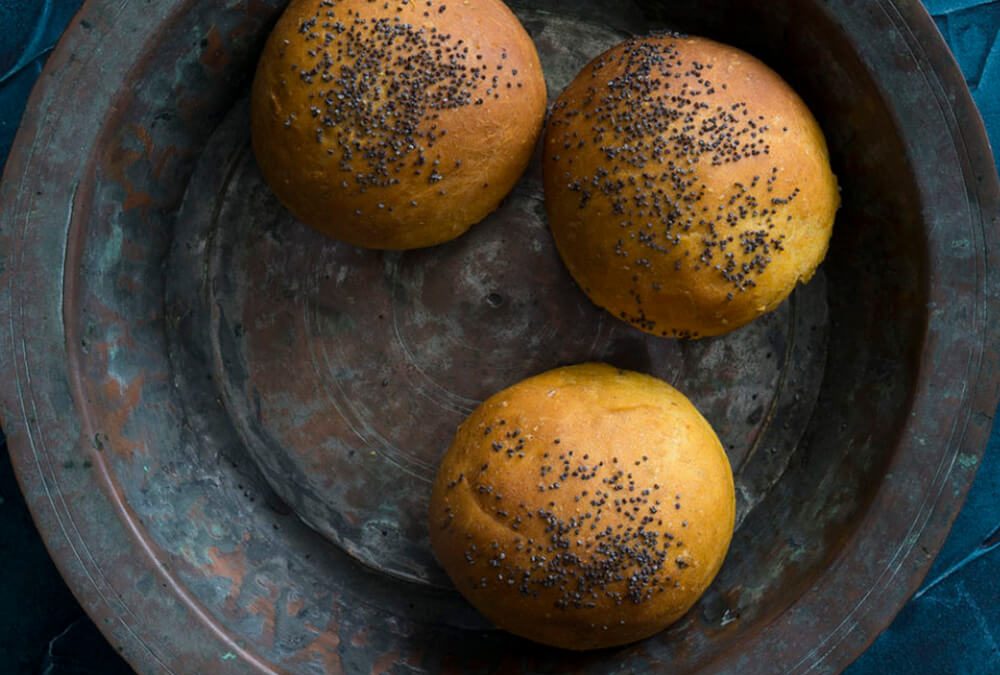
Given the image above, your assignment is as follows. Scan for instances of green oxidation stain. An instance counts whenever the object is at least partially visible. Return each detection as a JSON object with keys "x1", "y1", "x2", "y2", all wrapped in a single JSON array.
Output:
[
  {"x1": 98, "y1": 221, "x2": 124, "y2": 272},
  {"x1": 221, "y1": 652, "x2": 237, "y2": 661},
  {"x1": 957, "y1": 453, "x2": 979, "y2": 470},
  {"x1": 136, "y1": 572, "x2": 155, "y2": 594},
  {"x1": 315, "y1": 306, "x2": 356, "y2": 335},
  {"x1": 57, "y1": 458, "x2": 92, "y2": 470},
  {"x1": 107, "y1": 342, "x2": 122, "y2": 365},
  {"x1": 178, "y1": 543, "x2": 216, "y2": 570}
]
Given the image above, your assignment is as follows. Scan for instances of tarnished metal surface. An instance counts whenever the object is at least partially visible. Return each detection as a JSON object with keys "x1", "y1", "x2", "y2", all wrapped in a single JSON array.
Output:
[{"x1": 0, "y1": 0, "x2": 998, "y2": 673}]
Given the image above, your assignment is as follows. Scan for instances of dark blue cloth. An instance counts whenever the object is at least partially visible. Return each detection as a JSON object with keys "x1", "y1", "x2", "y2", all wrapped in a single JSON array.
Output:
[{"x1": 0, "y1": 1, "x2": 997, "y2": 673}]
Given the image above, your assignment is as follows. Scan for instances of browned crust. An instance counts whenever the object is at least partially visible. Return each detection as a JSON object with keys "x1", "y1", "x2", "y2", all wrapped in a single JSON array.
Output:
[
  {"x1": 543, "y1": 35, "x2": 839, "y2": 338},
  {"x1": 429, "y1": 364, "x2": 735, "y2": 650},
  {"x1": 252, "y1": 0, "x2": 547, "y2": 249}
]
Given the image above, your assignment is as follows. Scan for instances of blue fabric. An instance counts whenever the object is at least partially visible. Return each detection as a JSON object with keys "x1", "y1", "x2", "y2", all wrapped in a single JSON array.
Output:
[
  {"x1": 0, "y1": 0, "x2": 80, "y2": 171},
  {"x1": 0, "y1": 1, "x2": 997, "y2": 673}
]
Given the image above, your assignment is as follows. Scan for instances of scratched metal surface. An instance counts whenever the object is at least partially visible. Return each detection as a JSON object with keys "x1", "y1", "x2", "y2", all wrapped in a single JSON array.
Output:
[
  {"x1": 0, "y1": 1, "x2": 998, "y2": 674},
  {"x1": 167, "y1": 14, "x2": 829, "y2": 586}
]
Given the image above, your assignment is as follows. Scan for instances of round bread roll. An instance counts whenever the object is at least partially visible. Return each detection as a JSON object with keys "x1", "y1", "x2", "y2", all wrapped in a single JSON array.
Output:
[
  {"x1": 543, "y1": 35, "x2": 839, "y2": 338},
  {"x1": 429, "y1": 364, "x2": 735, "y2": 650},
  {"x1": 252, "y1": 0, "x2": 547, "y2": 250}
]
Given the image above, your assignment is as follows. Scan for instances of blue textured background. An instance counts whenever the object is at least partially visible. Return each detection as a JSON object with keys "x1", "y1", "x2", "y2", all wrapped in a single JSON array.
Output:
[{"x1": 0, "y1": 1, "x2": 997, "y2": 673}]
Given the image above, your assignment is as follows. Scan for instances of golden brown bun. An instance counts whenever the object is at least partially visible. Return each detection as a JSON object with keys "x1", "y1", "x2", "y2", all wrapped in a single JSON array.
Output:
[
  {"x1": 429, "y1": 364, "x2": 735, "y2": 650},
  {"x1": 543, "y1": 35, "x2": 839, "y2": 338},
  {"x1": 251, "y1": 0, "x2": 547, "y2": 250}
]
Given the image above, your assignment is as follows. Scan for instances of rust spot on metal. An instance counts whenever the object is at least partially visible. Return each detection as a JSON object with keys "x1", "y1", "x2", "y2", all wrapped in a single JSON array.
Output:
[
  {"x1": 247, "y1": 582, "x2": 280, "y2": 649},
  {"x1": 285, "y1": 593, "x2": 305, "y2": 617},
  {"x1": 370, "y1": 651, "x2": 402, "y2": 675},
  {"x1": 200, "y1": 26, "x2": 231, "y2": 72},
  {"x1": 205, "y1": 541, "x2": 250, "y2": 603},
  {"x1": 131, "y1": 123, "x2": 154, "y2": 157},
  {"x1": 98, "y1": 373, "x2": 146, "y2": 461}
]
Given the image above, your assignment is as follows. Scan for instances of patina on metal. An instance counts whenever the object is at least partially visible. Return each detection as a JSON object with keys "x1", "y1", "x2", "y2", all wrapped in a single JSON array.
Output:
[{"x1": 1, "y1": 0, "x2": 998, "y2": 673}]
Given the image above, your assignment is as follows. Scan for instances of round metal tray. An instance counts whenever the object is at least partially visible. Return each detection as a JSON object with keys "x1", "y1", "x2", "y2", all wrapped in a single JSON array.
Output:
[{"x1": 2, "y1": 0, "x2": 998, "y2": 672}]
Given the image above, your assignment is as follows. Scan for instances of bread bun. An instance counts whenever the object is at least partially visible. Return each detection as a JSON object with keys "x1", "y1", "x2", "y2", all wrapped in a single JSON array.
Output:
[
  {"x1": 252, "y1": 0, "x2": 546, "y2": 250},
  {"x1": 543, "y1": 35, "x2": 839, "y2": 338},
  {"x1": 429, "y1": 364, "x2": 735, "y2": 650}
]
